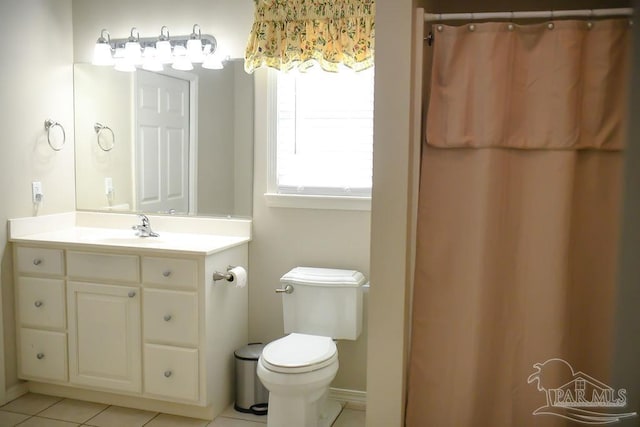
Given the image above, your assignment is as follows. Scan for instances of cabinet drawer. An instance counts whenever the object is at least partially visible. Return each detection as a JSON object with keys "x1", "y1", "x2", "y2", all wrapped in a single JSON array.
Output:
[
  {"x1": 143, "y1": 289, "x2": 198, "y2": 347},
  {"x1": 19, "y1": 328, "x2": 67, "y2": 382},
  {"x1": 17, "y1": 277, "x2": 65, "y2": 329},
  {"x1": 142, "y1": 257, "x2": 197, "y2": 290},
  {"x1": 144, "y1": 344, "x2": 198, "y2": 402},
  {"x1": 68, "y1": 252, "x2": 139, "y2": 283},
  {"x1": 16, "y1": 247, "x2": 64, "y2": 276}
]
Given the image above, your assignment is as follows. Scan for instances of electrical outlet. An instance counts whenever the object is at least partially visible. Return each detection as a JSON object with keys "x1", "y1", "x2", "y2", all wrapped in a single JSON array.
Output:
[
  {"x1": 105, "y1": 177, "x2": 114, "y2": 196},
  {"x1": 32, "y1": 181, "x2": 43, "y2": 203}
]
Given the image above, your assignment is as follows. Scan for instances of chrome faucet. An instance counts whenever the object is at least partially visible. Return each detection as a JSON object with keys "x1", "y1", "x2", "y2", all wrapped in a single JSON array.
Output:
[{"x1": 132, "y1": 214, "x2": 159, "y2": 237}]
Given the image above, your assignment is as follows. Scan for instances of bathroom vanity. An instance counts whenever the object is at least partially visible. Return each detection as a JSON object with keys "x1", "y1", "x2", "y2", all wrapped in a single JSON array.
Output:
[{"x1": 8, "y1": 212, "x2": 251, "y2": 420}]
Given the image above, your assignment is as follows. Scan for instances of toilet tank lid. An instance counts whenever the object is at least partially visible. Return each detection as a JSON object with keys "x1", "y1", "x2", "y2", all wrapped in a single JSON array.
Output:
[{"x1": 280, "y1": 267, "x2": 367, "y2": 287}]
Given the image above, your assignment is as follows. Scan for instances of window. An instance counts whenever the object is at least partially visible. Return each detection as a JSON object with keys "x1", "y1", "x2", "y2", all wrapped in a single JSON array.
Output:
[{"x1": 266, "y1": 67, "x2": 375, "y2": 209}]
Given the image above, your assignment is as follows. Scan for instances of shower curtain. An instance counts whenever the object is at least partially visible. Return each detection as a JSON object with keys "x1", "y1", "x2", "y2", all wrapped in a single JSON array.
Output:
[{"x1": 406, "y1": 19, "x2": 630, "y2": 426}]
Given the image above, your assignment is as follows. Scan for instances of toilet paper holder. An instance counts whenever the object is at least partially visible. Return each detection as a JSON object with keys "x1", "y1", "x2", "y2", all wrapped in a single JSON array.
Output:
[{"x1": 213, "y1": 265, "x2": 236, "y2": 282}]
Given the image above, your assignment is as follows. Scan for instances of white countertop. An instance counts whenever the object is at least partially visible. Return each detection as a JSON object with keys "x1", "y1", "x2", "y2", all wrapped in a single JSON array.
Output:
[{"x1": 8, "y1": 212, "x2": 251, "y2": 255}]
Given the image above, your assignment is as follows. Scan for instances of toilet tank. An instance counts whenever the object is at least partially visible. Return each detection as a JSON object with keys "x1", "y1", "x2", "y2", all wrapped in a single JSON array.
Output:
[{"x1": 280, "y1": 267, "x2": 367, "y2": 340}]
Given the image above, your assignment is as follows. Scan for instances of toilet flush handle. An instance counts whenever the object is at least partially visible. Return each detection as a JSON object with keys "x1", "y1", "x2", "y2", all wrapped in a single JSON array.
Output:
[{"x1": 275, "y1": 284, "x2": 294, "y2": 294}]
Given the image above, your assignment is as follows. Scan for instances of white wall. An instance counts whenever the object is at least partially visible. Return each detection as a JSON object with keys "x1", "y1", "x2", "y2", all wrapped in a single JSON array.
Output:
[
  {"x1": 0, "y1": 0, "x2": 76, "y2": 397},
  {"x1": 366, "y1": 0, "x2": 418, "y2": 425}
]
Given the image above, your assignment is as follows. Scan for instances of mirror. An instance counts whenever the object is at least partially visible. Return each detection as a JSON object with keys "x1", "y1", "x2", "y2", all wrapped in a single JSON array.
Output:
[{"x1": 73, "y1": 59, "x2": 254, "y2": 218}]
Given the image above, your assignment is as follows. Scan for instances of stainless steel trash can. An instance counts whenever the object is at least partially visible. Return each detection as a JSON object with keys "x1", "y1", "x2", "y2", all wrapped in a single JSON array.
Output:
[{"x1": 234, "y1": 343, "x2": 269, "y2": 415}]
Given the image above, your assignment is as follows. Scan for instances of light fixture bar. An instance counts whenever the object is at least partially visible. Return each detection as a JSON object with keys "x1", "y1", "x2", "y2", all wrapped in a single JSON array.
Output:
[
  {"x1": 106, "y1": 34, "x2": 217, "y2": 55},
  {"x1": 92, "y1": 26, "x2": 222, "y2": 72}
]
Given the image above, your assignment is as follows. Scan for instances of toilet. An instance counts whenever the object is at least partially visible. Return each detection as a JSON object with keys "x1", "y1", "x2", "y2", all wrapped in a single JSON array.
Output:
[{"x1": 257, "y1": 267, "x2": 366, "y2": 427}]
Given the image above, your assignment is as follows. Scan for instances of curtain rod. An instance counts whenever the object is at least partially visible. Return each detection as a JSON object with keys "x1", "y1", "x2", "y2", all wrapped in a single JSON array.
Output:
[{"x1": 424, "y1": 7, "x2": 633, "y2": 22}]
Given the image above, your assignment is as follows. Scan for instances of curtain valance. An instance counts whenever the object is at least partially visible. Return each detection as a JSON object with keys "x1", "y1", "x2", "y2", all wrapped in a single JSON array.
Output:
[
  {"x1": 244, "y1": 0, "x2": 375, "y2": 73},
  {"x1": 427, "y1": 19, "x2": 631, "y2": 150}
]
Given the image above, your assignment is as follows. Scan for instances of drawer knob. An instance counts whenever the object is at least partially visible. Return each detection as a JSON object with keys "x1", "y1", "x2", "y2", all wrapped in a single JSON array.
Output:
[
  {"x1": 33, "y1": 259, "x2": 42, "y2": 266},
  {"x1": 36, "y1": 353, "x2": 45, "y2": 360},
  {"x1": 34, "y1": 300, "x2": 43, "y2": 308},
  {"x1": 164, "y1": 370, "x2": 172, "y2": 378},
  {"x1": 128, "y1": 291, "x2": 136, "y2": 298},
  {"x1": 163, "y1": 314, "x2": 172, "y2": 322},
  {"x1": 162, "y1": 270, "x2": 172, "y2": 277}
]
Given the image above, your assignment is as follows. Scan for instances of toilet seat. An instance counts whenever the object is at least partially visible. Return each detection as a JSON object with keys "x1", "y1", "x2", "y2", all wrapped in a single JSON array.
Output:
[{"x1": 261, "y1": 333, "x2": 337, "y2": 374}]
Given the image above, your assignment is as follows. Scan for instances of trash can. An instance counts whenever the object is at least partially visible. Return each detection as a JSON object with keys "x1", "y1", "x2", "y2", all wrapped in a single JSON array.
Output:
[{"x1": 234, "y1": 343, "x2": 269, "y2": 415}]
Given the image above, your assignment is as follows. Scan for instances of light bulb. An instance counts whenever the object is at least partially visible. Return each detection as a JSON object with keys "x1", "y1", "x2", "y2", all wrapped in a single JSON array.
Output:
[
  {"x1": 156, "y1": 40, "x2": 172, "y2": 63},
  {"x1": 202, "y1": 52, "x2": 223, "y2": 70},
  {"x1": 171, "y1": 45, "x2": 193, "y2": 70},
  {"x1": 125, "y1": 41, "x2": 142, "y2": 65},
  {"x1": 92, "y1": 43, "x2": 113, "y2": 66},
  {"x1": 186, "y1": 38, "x2": 204, "y2": 62}
]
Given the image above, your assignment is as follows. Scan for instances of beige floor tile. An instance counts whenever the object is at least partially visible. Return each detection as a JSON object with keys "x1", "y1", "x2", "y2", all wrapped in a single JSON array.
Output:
[
  {"x1": 84, "y1": 406, "x2": 157, "y2": 427},
  {"x1": 0, "y1": 410, "x2": 29, "y2": 426},
  {"x1": 332, "y1": 408, "x2": 365, "y2": 427},
  {"x1": 218, "y1": 405, "x2": 267, "y2": 424},
  {"x1": 145, "y1": 413, "x2": 209, "y2": 427},
  {"x1": 38, "y1": 398, "x2": 108, "y2": 423},
  {"x1": 1, "y1": 393, "x2": 62, "y2": 415},
  {"x1": 16, "y1": 416, "x2": 79, "y2": 427},
  {"x1": 208, "y1": 417, "x2": 266, "y2": 427}
]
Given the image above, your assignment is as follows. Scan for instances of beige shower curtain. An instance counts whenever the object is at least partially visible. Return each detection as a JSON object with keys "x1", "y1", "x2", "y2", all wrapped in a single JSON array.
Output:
[{"x1": 407, "y1": 20, "x2": 630, "y2": 426}]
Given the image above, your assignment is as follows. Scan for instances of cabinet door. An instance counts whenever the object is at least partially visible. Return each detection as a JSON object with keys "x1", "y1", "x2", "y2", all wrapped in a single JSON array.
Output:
[{"x1": 67, "y1": 281, "x2": 141, "y2": 393}]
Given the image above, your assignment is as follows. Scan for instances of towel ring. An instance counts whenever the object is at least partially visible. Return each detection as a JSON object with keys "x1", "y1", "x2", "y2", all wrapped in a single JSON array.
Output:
[
  {"x1": 44, "y1": 119, "x2": 65, "y2": 151},
  {"x1": 94, "y1": 123, "x2": 115, "y2": 151}
]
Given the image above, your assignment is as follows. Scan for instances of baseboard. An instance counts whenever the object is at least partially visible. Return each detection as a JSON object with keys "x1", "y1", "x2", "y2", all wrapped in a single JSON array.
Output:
[
  {"x1": 4, "y1": 382, "x2": 29, "y2": 405},
  {"x1": 328, "y1": 387, "x2": 366, "y2": 411}
]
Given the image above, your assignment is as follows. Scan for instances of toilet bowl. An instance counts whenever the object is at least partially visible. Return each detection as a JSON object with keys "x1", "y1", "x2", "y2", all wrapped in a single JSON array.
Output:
[{"x1": 257, "y1": 333, "x2": 341, "y2": 427}]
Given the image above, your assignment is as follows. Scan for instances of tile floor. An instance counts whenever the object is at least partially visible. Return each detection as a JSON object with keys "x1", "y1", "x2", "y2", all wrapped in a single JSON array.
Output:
[{"x1": 0, "y1": 393, "x2": 365, "y2": 427}]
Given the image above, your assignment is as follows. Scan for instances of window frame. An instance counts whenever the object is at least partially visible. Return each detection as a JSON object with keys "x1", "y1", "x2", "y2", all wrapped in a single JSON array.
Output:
[{"x1": 264, "y1": 69, "x2": 372, "y2": 211}]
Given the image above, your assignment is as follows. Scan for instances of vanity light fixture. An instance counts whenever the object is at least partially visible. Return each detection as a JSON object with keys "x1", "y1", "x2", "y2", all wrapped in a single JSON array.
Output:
[{"x1": 91, "y1": 24, "x2": 224, "y2": 72}]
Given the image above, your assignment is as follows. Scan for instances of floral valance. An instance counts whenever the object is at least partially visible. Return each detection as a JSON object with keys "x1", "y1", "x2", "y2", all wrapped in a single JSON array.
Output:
[{"x1": 244, "y1": 0, "x2": 375, "y2": 73}]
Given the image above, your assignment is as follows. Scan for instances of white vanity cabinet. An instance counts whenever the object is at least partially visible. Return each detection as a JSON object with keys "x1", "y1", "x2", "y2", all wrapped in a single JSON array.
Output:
[{"x1": 13, "y1": 238, "x2": 249, "y2": 420}]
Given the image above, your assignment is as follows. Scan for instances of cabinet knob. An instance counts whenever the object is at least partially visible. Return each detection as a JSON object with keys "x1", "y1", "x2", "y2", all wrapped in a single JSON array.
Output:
[
  {"x1": 164, "y1": 370, "x2": 172, "y2": 378},
  {"x1": 34, "y1": 300, "x2": 43, "y2": 308},
  {"x1": 33, "y1": 259, "x2": 42, "y2": 266},
  {"x1": 128, "y1": 291, "x2": 136, "y2": 298},
  {"x1": 163, "y1": 314, "x2": 172, "y2": 322},
  {"x1": 36, "y1": 353, "x2": 45, "y2": 360},
  {"x1": 162, "y1": 270, "x2": 172, "y2": 277}
]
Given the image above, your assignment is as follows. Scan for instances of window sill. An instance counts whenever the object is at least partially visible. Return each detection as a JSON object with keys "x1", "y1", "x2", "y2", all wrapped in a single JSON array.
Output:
[{"x1": 264, "y1": 193, "x2": 371, "y2": 211}]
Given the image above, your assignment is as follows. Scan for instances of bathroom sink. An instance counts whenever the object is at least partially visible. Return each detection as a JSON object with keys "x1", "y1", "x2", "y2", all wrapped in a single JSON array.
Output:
[
  {"x1": 82, "y1": 236, "x2": 167, "y2": 245},
  {"x1": 8, "y1": 212, "x2": 252, "y2": 255}
]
